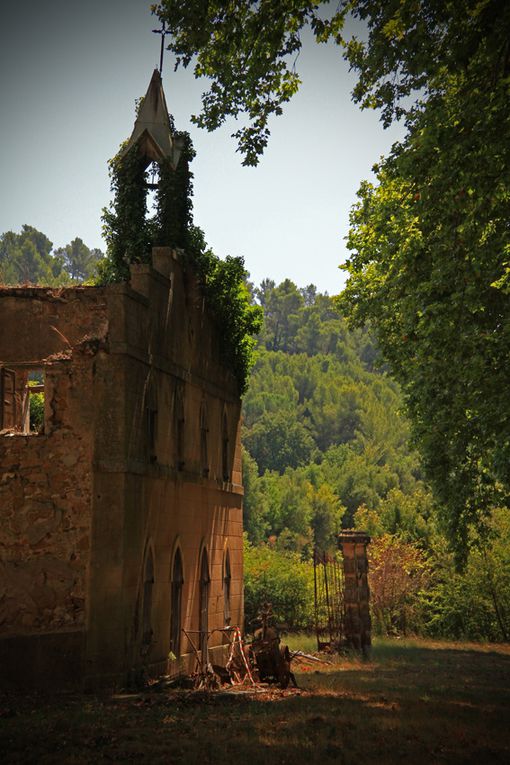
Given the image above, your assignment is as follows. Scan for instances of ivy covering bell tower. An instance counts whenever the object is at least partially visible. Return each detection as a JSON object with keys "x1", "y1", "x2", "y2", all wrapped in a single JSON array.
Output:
[
  {"x1": 100, "y1": 68, "x2": 262, "y2": 394},
  {"x1": 101, "y1": 69, "x2": 195, "y2": 283}
]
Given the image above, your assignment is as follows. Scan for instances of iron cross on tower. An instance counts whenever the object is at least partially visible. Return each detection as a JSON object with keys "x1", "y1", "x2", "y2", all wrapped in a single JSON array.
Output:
[{"x1": 152, "y1": 20, "x2": 169, "y2": 75}]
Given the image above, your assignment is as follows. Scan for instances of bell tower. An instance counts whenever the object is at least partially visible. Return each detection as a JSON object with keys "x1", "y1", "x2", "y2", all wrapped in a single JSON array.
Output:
[
  {"x1": 101, "y1": 69, "x2": 194, "y2": 281},
  {"x1": 122, "y1": 69, "x2": 184, "y2": 171}
]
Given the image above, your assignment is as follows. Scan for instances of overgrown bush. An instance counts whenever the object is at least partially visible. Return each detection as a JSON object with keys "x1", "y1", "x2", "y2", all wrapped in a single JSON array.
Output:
[
  {"x1": 29, "y1": 393, "x2": 44, "y2": 432},
  {"x1": 421, "y1": 511, "x2": 510, "y2": 642},
  {"x1": 243, "y1": 536, "x2": 315, "y2": 632},
  {"x1": 365, "y1": 511, "x2": 510, "y2": 641},
  {"x1": 368, "y1": 534, "x2": 430, "y2": 636}
]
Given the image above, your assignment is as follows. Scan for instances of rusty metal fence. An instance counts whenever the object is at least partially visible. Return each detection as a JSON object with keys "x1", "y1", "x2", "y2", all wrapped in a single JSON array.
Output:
[{"x1": 313, "y1": 547, "x2": 345, "y2": 651}]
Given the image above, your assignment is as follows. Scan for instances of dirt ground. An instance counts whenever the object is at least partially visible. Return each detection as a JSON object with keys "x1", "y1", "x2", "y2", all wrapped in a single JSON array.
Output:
[{"x1": 1, "y1": 638, "x2": 510, "y2": 764}]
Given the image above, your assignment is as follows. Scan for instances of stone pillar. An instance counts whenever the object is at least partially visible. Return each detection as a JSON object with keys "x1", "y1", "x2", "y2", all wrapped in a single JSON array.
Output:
[{"x1": 338, "y1": 531, "x2": 371, "y2": 656}]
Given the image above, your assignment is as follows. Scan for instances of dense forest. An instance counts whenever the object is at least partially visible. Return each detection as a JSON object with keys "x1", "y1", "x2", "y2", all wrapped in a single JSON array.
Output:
[{"x1": 242, "y1": 279, "x2": 510, "y2": 642}]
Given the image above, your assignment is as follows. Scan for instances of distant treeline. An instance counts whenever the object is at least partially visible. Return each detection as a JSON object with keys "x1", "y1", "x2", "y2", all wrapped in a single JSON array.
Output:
[{"x1": 0, "y1": 225, "x2": 103, "y2": 286}]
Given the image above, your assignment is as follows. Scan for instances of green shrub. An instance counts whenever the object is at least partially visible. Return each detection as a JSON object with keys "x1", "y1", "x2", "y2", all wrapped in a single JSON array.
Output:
[
  {"x1": 243, "y1": 536, "x2": 315, "y2": 632},
  {"x1": 29, "y1": 392, "x2": 44, "y2": 432},
  {"x1": 421, "y1": 511, "x2": 510, "y2": 642}
]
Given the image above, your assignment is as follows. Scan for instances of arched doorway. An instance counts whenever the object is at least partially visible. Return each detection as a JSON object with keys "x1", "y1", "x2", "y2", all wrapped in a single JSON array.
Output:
[
  {"x1": 199, "y1": 548, "x2": 210, "y2": 663},
  {"x1": 142, "y1": 547, "x2": 154, "y2": 648},
  {"x1": 170, "y1": 548, "x2": 184, "y2": 657}
]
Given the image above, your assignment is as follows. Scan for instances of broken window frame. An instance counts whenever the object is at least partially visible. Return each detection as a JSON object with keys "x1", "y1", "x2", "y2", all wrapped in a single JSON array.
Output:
[
  {"x1": 0, "y1": 366, "x2": 16, "y2": 431},
  {"x1": 0, "y1": 363, "x2": 46, "y2": 435}
]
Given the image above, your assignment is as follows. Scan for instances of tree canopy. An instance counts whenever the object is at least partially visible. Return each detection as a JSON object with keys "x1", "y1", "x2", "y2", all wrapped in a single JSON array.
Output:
[
  {"x1": 157, "y1": 0, "x2": 510, "y2": 555},
  {"x1": 337, "y1": 1, "x2": 510, "y2": 555},
  {"x1": 156, "y1": 1, "x2": 510, "y2": 162},
  {"x1": 0, "y1": 225, "x2": 103, "y2": 286},
  {"x1": 156, "y1": 0, "x2": 347, "y2": 165}
]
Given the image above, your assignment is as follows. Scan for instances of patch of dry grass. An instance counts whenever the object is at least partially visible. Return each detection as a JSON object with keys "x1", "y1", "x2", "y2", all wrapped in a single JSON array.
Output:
[{"x1": 1, "y1": 638, "x2": 509, "y2": 764}]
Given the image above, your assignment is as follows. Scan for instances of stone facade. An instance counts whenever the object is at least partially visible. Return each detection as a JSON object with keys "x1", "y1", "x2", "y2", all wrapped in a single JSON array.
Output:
[{"x1": 0, "y1": 247, "x2": 244, "y2": 688}]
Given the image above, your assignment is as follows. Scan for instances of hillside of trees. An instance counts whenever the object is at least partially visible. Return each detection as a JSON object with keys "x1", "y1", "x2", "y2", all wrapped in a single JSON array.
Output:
[
  {"x1": 243, "y1": 278, "x2": 431, "y2": 548},
  {"x1": 242, "y1": 279, "x2": 510, "y2": 642}
]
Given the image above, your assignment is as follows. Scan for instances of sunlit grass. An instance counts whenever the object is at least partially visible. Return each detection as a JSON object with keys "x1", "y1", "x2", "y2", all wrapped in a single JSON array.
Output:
[{"x1": 282, "y1": 631, "x2": 318, "y2": 654}]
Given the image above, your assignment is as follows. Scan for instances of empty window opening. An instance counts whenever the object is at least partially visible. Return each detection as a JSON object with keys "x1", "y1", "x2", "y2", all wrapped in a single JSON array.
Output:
[
  {"x1": 175, "y1": 382, "x2": 185, "y2": 471},
  {"x1": 146, "y1": 162, "x2": 160, "y2": 214},
  {"x1": 199, "y1": 549, "x2": 210, "y2": 662},
  {"x1": 200, "y1": 401, "x2": 209, "y2": 478},
  {"x1": 146, "y1": 406, "x2": 158, "y2": 463},
  {"x1": 25, "y1": 370, "x2": 45, "y2": 434},
  {"x1": 142, "y1": 549, "x2": 154, "y2": 647},
  {"x1": 222, "y1": 411, "x2": 230, "y2": 482},
  {"x1": 170, "y1": 548, "x2": 184, "y2": 657},
  {"x1": 1, "y1": 366, "x2": 45, "y2": 435},
  {"x1": 223, "y1": 550, "x2": 232, "y2": 626}
]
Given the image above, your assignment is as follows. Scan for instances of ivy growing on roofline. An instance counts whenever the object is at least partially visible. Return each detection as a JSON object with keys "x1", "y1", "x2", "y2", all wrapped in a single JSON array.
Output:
[{"x1": 99, "y1": 129, "x2": 262, "y2": 393}]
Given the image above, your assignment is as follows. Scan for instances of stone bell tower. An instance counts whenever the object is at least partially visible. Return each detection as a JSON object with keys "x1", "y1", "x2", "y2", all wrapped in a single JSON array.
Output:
[{"x1": 122, "y1": 68, "x2": 184, "y2": 168}]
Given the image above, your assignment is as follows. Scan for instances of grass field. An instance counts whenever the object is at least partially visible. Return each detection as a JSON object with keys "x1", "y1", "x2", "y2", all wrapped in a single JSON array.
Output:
[{"x1": 1, "y1": 637, "x2": 510, "y2": 764}]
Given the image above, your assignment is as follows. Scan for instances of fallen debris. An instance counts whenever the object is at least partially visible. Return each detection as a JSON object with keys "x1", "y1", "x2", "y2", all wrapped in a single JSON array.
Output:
[{"x1": 291, "y1": 650, "x2": 333, "y2": 665}]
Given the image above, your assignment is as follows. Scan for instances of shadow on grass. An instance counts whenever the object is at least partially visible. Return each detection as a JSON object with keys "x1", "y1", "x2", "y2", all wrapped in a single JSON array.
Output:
[
  {"x1": 320, "y1": 640, "x2": 510, "y2": 707},
  {"x1": 1, "y1": 641, "x2": 510, "y2": 765}
]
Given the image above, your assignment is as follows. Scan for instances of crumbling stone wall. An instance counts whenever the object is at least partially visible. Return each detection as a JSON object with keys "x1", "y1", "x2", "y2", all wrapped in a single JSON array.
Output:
[
  {"x1": 0, "y1": 289, "x2": 108, "y2": 641},
  {"x1": 0, "y1": 252, "x2": 245, "y2": 689},
  {"x1": 0, "y1": 432, "x2": 90, "y2": 634}
]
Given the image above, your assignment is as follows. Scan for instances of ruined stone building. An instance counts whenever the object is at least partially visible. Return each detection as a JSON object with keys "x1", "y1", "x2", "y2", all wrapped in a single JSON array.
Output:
[{"x1": 0, "y1": 72, "x2": 244, "y2": 688}]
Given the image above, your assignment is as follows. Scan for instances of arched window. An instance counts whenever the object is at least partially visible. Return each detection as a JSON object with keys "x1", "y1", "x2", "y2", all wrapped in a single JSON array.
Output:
[
  {"x1": 223, "y1": 550, "x2": 232, "y2": 626},
  {"x1": 199, "y1": 548, "x2": 210, "y2": 662},
  {"x1": 175, "y1": 381, "x2": 185, "y2": 470},
  {"x1": 145, "y1": 383, "x2": 158, "y2": 463},
  {"x1": 222, "y1": 410, "x2": 230, "y2": 482},
  {"x1": 200, "y1": 400, "x2": 209, "y2": 477},
  {"x1": 170, "y1": 548, "x2": 184, "y2": 657},
  {"x1": 142, "y1": 548, "x2": 154, "y2": 647}
]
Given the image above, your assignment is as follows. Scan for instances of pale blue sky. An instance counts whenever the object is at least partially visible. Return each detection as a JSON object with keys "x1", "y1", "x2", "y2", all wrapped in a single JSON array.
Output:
[{"x1": 0, "y1": 1, "x2": 404, "y2": 293}]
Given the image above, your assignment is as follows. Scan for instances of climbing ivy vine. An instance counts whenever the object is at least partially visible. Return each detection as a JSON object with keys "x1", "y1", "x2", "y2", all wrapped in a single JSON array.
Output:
[
  {"x1": 99, "y1": 144, "x2": 150, "y2": 283},
  {"x1": 154, "y1": 132, "x2": 195, "y2": 250},
  {"x1": 99, "y1": 126, "x2": 261, "y2": 393},
  {"x1": 184, "y1": 225, "x2": 262, "y2": 393}
]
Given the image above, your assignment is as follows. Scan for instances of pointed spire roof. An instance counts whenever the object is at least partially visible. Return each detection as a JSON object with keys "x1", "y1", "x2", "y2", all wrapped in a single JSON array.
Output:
[{"x1": 123, "y1": 69, "x2": 181, "y2": 167}]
